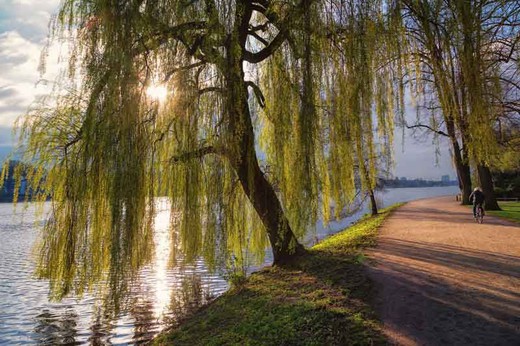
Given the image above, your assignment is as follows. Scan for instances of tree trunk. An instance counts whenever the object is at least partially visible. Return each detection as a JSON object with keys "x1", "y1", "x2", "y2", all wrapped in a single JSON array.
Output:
[
  {"x1": 224, "y1": 10, "x2": 304, "y2": 265},
  {"x1": 232, "y1": 91, "x2": 304, "y2": 264},
  {"x1": 458, "y1": 162, "x2": 472, "y2": 205},
  {"x1": 477, "y1": 164, "x2": 501, "y2": 211},
  {"x1": 453, "y1": 147, "x2": 472, "y2": 205},
  {"x1": 231, "y1": 81, "x2": 304, "y2": 265},
  {"x1": 446, "y1": 118, "x2": 472, "y2": 204},
  {"x1": 235, "y1": 148, "x2": 305, "y2": 264},
  {"x1": 369, "y1": 189, "x2": 378, "y2": 216}
]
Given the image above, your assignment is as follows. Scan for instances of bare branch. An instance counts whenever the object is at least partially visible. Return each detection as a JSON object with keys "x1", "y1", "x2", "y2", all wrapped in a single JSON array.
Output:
[
  {"x1": 168, "y1": 145, "x2": 226, "y2": 164},
  {"x1": 145, "y1": 21, "x2": 207, "y2": 52},
  {"x1": 199, "y1": 87, "x2": 224, "y2": 95},
  {"x1": 248, "y1": 31, "x2": 269, "y2": 46},
  {"x1": 406, "y1": 123, "x2": 449, "y2": 137},
  {"x1": 148, "y1": 20, "x2": 225, "y2": 67},
  {"x1": 243, "y1": 31, "x2": 287, "y2": 63},
  {"x1": 63, "y1": 132, "x2": 82, "y2": 154},
  {"x1": 245, "y1": 81, "x2": 266, "y2": 108},
  {"x1": 163, "y1": 61, "x2": 207, "y2": 82},
  {"x1": 250, "y1": 3, "x2": 268, "y2": 14},
  {"x1": 249, "y1": 23, "x2": 269, "y2": 32}
]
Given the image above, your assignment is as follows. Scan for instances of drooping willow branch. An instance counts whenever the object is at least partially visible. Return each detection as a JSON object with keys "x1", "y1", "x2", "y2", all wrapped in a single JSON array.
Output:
[
  {"x1": 18, "y1": 0, "x2": 410, "y2": 307},
  {"x1": 150, "y1": 20, "x2": 225, "y2": 67}
]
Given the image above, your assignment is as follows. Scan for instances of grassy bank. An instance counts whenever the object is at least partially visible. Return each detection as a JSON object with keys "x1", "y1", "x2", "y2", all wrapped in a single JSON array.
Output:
[
  {"x1": 154, "y1": 204, "x2": 403, "y2": 346},
  {"x1": 487, "y1": 201, "x2": 520, "y2": 223}
]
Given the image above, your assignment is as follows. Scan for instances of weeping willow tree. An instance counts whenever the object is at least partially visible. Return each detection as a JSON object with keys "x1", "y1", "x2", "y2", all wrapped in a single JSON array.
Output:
[
  {"x1": 8, "y1": 0, "x2": 402, "y2": 303},
  {"x1": 398, "y1": 0, "x2": 474, "y2": 204},
  {"x1": 397, "y1": 0, "x2": 520, "y2": 208}
]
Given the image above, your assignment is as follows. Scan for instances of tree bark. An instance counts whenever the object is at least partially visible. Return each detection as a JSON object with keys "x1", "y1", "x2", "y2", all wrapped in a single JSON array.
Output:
[
  {"x1": 477, "y1": 164, "x2": 501, "y2": 211},
  {"x1": 446, "y1": 118, "x2": 472, "y2": 204},
  {"x1": 235, "y1": 146, "x2": 305, "y2": 264},
  {"x1": 369, "y1": 189, "x2": 378, "y2": 216},
  {"x1": 452, "y1": 142, "x2": 472, "y2": 205},
  {"x1": 458, "y1": 162, "x2": 472, "y2": 205}
]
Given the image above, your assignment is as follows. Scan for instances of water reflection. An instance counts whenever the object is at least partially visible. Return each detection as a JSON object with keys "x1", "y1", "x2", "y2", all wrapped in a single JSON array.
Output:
[
  {"x1": 89, "y1": 314, "x2": 109, "y2": 345},
  {"x1": 29, "y1": 270, "x2": 221, "y2": 345},
  {"x1": 33, "y1": 308, "x2": 79, "y2": 345},
  {"x1": 166, "y1": 275, "x2": 214, "y2": 326},
  {"x1": 0, "y1": 201, "x2": 229, "y2": 345},
  {"x1": 131, "y1": 298, "x2": 156, "y2": 344}
]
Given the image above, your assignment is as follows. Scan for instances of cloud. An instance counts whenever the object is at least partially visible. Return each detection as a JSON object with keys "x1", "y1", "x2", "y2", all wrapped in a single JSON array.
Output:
[
  {"x1": 0, "y1": 31, "x2": 41, "y2": 78},
  {"x1": 0, "y1": 0, "x2": 59, "y2": 42},
  {"x1": 0, "y1": 30, "x2": 46, "y2": 127},
  {"x1": 0, "y1": 0, "x2": 62, "y2": 129},
  {"x1": 0, "y1": 86, "x2": 18, "y2": 98},
  {"x1": 0, "y1": 0, "x2": 61, "y2": 130}
]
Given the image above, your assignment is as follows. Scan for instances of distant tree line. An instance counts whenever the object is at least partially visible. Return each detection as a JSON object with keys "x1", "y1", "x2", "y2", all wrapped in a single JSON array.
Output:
[
  {"x1": 380, "y1": 177, "x2": 458, "y2": 189},
  {"x1": 0, "y1": 160, "x2": 47, "y2": 202},
  {"x1": 0, "y1": 160, "x2": 28, "y2": 202}
]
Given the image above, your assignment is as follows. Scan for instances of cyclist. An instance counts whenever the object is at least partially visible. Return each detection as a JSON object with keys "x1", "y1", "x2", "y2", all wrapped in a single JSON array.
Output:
[{"x1": 469, "y1": 187, "x2": 485, "y2": 219}]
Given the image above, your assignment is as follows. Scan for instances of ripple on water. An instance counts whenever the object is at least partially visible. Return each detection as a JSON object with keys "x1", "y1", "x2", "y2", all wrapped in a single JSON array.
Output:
[{"x1": 0, "y1": 202, "x2": 230, "y2": 345}]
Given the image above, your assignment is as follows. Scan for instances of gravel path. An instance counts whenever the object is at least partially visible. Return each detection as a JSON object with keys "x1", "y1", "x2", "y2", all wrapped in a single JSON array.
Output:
[{"x1": 366, "y1": 196, "x2": 520, "y2": 346}]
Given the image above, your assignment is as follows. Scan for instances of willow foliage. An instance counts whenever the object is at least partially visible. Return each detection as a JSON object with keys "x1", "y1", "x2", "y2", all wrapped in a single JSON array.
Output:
[
  {"x1": 398, "y1": 0, "x2": 520, "y2": 165},
  {"x1": 11, "y1": 0, "x2": 403, "y2": 303}
]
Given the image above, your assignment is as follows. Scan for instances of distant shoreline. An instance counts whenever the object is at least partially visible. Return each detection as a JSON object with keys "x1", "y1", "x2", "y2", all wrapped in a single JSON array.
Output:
[
  {"x1": 383, "y1": 184, "x2": 459, "y2": 189},
  {"x1": 380, "y1": 178, "x2": 458, "y2": 189}
]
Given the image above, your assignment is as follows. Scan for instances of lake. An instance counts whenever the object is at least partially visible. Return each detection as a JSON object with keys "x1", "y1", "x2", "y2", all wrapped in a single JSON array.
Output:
[{"x1": 0, "y1": 186, "x2": 459, "y2": 344}]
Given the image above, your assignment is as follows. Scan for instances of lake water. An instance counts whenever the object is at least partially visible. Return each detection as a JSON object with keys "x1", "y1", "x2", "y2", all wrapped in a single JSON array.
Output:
[
  {"x1": 312, "y1": 186, "x2": 460, "y2": 243},
  {"x1": 0, "y1": 186, "x2": 459, "y2": 344}
]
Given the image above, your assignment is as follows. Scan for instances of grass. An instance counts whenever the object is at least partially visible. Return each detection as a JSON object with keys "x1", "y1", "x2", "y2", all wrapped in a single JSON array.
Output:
[
  {"x1": 486, "y1": 201, "x2": 520, "y2": 223},
  {"x1": 154, "y1": 203, "x2": 403, "y2": 346}
]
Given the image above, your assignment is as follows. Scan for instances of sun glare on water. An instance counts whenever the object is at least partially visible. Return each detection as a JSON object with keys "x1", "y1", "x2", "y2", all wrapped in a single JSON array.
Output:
[{"x1": 146, "y1": 84, "x2": 168, "y2": 102}]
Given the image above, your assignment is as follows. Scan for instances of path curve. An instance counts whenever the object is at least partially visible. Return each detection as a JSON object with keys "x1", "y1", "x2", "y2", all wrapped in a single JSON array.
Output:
[{"x1": 366, "y1": 196, "x2": 520, "y2": 346}]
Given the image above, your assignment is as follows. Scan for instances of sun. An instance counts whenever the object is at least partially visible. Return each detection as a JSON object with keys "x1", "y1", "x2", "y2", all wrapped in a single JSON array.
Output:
[{"x1": 146, "y1": 84, "x2": 168, "y2": 102}]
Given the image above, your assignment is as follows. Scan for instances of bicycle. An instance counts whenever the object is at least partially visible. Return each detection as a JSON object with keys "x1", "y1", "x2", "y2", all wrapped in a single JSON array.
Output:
[{"x1": 475, "y1": 205, "x2": 484, "y2": 224}]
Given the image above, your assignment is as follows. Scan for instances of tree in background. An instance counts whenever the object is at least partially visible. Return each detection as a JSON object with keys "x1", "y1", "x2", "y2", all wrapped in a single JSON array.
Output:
[
  {"x1": 489, "y1": 61, "x2": 520, "y2": 197},
  {"x1": 397, "y1": 0, "x2": 520, "y2": 208}
]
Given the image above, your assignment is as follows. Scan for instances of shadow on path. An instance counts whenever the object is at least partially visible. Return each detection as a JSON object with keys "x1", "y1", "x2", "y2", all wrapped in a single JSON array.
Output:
[{"x1": 367, "y1": 197, "x2": 520, "y2": 346}]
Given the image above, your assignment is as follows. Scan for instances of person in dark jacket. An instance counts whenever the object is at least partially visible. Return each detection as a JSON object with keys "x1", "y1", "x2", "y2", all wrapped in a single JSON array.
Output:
[{"x1": 469, "y1": 187, "x2": 485, "y2": 218}]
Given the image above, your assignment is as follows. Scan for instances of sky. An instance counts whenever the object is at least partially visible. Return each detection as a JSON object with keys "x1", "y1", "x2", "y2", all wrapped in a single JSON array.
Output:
[{"x1": 0, "y1": 0, "x2": 456, "y2": 180}]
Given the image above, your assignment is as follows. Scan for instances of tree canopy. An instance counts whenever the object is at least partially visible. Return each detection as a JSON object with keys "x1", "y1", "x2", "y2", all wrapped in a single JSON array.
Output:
[{"x1": 11, "y1": 0, "x2": 401, "y2": 303}]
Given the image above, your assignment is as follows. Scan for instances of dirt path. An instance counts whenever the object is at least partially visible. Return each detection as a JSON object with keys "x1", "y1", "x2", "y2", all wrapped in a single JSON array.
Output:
[{"x1": 366, "y1": 196, "x2": 520, "y2": 346}]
